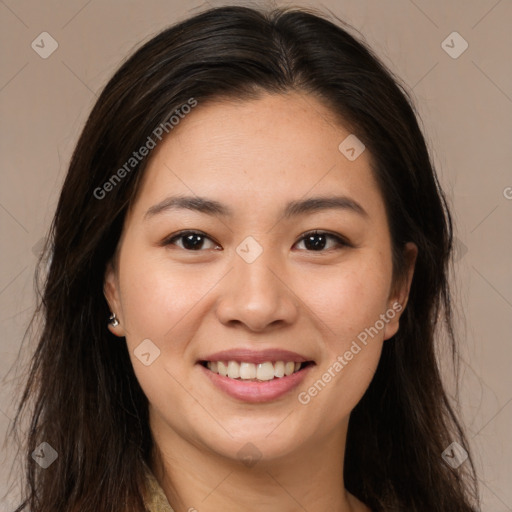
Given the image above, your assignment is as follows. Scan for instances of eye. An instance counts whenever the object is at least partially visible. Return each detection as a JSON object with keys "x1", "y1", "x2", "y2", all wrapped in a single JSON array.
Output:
[
  {"x1": 163, "y1": 230, "x2": 221, "y2": 251},
  {"x1": 294, "y1": 230, "x2": 350, "y2": 252},
  {"x1": 162, "y1": 229, "x2": 350, "y2": 252}
]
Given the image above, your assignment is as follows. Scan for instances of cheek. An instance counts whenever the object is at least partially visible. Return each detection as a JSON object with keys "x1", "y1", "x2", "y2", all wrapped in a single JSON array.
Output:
[
  {"x1": 294, "y1": 258, "x2": 391, "y2": 412},
  {"x1": 117, "y1": 248, "x2": 211, "y2": 343},
  {"x1": 116, "y1": 250, "x2": 203, "y2": 418},
  {"x1": 301, "y1": 258, "x2": 392, "y2": 344}
]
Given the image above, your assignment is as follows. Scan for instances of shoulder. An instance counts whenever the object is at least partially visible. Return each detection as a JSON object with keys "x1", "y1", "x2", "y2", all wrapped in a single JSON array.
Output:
[{"x1": 143, "y1": 466, "x2": 175, "y2": 512}]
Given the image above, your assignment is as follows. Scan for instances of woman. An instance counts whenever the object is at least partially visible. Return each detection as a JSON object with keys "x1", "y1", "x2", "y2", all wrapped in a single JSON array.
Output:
[{"x1": 11, "y1": 5, "x2": 480, "y2": 511}]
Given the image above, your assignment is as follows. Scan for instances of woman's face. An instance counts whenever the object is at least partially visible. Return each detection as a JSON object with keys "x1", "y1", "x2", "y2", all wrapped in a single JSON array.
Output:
[{"x1": 105, "y1": 92, "x2": 416, "y2": 464}]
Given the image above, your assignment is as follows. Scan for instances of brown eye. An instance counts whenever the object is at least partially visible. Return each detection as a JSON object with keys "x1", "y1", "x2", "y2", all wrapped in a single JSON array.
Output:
[
  {"x1": 294, "y1": 230, "x2": 350, "y2": 251},
  {"x1": 164, "y1": 231, "x2": 221, "y2": 251}
]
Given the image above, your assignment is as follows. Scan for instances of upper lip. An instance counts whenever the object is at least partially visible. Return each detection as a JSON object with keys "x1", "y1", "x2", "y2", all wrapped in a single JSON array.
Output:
[{"x1": 199, "y1": 348, "x2": 313, "y2": 365}]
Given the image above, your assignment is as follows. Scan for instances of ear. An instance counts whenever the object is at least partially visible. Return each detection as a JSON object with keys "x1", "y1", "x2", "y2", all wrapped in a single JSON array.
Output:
[
  {"x1": 383, "y1": 242, "x2": 418, "y2": 340},
  {"x1": 104, "y1": 260, "x2": 126, "y2": 337}
]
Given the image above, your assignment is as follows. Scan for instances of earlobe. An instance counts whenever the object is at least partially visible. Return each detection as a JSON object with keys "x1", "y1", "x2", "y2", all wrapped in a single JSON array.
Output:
[
  {"x1": 399, "y1": 242, "x2": 418, "y2": 310},
  {"x1": 382, "y1": 301, "x2": 404, "y2": 340},
  {"x1": 383, "y1": 242, "x2": 418, "y2": 340},
  {"x1": 103, "y1": 261, "x2": 125, "y2": 337}
]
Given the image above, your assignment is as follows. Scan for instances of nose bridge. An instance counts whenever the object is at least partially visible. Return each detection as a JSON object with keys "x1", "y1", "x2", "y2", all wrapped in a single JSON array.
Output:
[
  {"x1": 215, "y1": 237, "x2": 298, "y2": 330},
  {"x1": 237, "y1": 245, "x2": 278, "y2": 297}
]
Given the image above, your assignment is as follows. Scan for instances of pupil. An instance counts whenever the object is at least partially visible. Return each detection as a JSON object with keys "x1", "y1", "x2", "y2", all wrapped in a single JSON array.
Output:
[
  {"x1": 183, "y1": 233, "x2": 204, "y2": 250},
  {"x1": 305, "y1": 234, "x2": 326, "y2": 251}
]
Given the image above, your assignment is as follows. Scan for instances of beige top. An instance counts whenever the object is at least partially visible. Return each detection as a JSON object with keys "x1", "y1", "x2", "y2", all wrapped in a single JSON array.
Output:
[{"x1": 144, "y1": 468, "x2": 175, "y2": 512}]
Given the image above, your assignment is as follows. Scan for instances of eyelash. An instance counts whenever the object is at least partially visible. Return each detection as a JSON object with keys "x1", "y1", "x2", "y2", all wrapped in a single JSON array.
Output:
[{"x1": 162, "y1": 229, "x2": 351, "y2": 252}]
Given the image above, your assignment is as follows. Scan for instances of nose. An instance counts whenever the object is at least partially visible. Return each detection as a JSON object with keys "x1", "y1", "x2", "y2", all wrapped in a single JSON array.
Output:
[{"x1": 215, "y1": 246, "x2": 299, "y2": 332}]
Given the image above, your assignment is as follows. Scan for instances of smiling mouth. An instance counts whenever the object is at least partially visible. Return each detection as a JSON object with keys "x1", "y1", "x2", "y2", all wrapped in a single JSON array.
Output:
[{"x1": 199, "y1": 360, "x2": 315, "y2": 382}]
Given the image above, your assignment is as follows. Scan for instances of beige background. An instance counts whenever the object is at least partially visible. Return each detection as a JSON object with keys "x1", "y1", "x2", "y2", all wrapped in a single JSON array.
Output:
[{"x1": 1, "y1": 0, "x2": 511, "y2": 510}]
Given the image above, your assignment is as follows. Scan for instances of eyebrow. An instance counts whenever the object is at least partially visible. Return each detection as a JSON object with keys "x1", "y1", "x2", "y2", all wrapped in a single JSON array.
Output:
[{"x1": 143, "y1": 194, "x2": 368, "y2": 220}]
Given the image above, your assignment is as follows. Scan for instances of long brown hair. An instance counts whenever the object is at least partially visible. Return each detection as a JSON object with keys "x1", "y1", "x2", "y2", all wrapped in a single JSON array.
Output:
[{"x1": 9, "y1": 5, "x2": 479, "y2": 511}]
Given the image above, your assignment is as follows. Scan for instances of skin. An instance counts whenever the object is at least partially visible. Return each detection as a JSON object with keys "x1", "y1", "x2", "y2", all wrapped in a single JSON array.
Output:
[{"x1": 104, "y1": 91, "x2": 417, "y2": 512}]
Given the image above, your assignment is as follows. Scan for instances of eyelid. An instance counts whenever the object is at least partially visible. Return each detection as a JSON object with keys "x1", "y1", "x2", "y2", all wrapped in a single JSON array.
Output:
[
  {"x1": 161, "y1": 230, "x2": 221, "y2": 249},
  {"x1": 294, "y1": 229, "x2": 352, "y2": 249},
  {"x1": 162, "y1": 229, "x2": 351, "y2": 251}
]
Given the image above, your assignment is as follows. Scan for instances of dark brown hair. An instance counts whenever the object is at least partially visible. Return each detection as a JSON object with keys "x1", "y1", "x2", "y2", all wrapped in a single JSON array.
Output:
[{"x1": 9, "y1": 4, "x2": 479, "y2": 511}]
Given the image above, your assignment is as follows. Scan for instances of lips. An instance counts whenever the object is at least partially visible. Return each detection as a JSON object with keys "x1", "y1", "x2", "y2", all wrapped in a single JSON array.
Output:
[{"x1": 197, "y1": 348, "x2": 315, "y2": 403}]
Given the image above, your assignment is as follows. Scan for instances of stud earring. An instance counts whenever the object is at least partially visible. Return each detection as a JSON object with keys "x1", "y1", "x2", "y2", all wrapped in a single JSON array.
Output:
[{"x1": 109, "y1": 312, "x2": 119, "y2": 327}]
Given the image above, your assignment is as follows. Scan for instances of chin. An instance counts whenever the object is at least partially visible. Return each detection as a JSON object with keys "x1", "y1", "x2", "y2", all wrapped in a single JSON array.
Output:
[{"x1": 196, "y1": 421, "x2": 308, "y2": 465}]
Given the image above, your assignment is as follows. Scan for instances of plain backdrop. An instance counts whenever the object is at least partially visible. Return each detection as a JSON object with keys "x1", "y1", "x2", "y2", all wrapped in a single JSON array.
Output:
[{"x1": 1, "y1": 0, "x2": 511, "y2": 510}]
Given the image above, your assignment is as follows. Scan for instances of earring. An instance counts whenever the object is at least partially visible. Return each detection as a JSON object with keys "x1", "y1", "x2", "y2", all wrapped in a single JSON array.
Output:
[{"x1": 109, "y1": 312, "x2": 120, "y2": 327}]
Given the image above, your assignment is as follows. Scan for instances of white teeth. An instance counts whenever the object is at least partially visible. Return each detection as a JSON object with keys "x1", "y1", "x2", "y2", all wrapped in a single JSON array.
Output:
[
  {"x1": 256, "y1": 362, "x2": 275, "y2": 381},
  {"x1": 217, "y1": 361, "x2": 228, "y2": 377},
  {"x1": 274, "y1": 361, "x2": 285, "y2": 378},
  {"x1": 227, "y1": 361, "x2": 240, "y2": 379},
  {"x1": 284, "y1": 362, "x2": 295, "y2": 376},
  {"x1": 239, "y1": 362, "x2": 256, "y2": 379},
  {"x1": 206, "y1": 360, "x2": 305, "y2": 381}
]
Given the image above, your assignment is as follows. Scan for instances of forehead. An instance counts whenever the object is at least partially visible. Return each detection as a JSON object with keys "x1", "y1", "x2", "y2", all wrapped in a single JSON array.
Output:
[{"x1": 130, "y1": 92, "x2": 383, "y2": 220}]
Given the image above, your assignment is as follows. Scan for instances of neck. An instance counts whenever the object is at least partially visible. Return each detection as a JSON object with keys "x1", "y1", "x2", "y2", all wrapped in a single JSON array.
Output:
[{"x1": 150, "y1": 412, "x2": 370, "y2": 512}]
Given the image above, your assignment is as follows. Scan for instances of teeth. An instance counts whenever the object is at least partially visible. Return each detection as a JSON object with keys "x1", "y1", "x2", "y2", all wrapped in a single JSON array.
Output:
[
  {"x1": 284, "y1": 362, "x2": 295, "y2": 376},
  {"x1": 227, "y1": 361, "x2": 240, "y2": 379},
  {"x1": 256, "y1": 362, "x2": 274, "y2": 381},
  {"x1": 217, "y1": 361, "x2": 228, "y2": 377},
  {"x1": 239, "y1": 362, "x2": 256, "y2": 379},
  {"x1": 206, "y1": 360, "x2": 305, "y2": 381},
  {"x1": 274, "y1": 361, "x2": 285, "y2": 378}
]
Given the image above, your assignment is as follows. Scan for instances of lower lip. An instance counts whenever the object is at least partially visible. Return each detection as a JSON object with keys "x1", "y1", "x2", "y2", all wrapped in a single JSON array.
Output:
[{"x1": 198, "y1": 363, "x2": 314, "y2": 403}]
